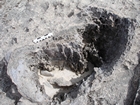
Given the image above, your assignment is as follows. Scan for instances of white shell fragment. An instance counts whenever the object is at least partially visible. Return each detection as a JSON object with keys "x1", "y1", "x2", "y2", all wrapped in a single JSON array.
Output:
[
  {"x1": 40, "y1": 70, "x2": 54, "y2": 77},
  {"x1": 33, "y1": 33, "x2": 53, "y2": 43}
]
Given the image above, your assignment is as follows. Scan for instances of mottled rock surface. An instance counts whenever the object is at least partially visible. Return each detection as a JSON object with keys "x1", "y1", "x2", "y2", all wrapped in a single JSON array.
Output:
[{"x1": 0, "y1": 0, "x2": 140, "y2": 105}]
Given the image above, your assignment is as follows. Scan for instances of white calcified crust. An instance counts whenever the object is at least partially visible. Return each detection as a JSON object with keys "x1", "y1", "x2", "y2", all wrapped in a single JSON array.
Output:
[{"x1": 33, "y1": 33, "x2": 53, "y2": 43}]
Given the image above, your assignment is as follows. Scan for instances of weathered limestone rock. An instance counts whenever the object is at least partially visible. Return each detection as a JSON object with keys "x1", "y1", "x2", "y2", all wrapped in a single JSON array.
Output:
[{"x1": 0, "y1": 0, "x2": 139, "y2": 105}]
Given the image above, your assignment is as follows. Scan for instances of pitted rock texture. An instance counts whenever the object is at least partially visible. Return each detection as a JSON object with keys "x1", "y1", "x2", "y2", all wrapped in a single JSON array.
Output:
[
  {"x1": 0, "y1": 0, "x2": 140, "y2": 105},
  {"x1": 7, "y1": 6, "x2": 136, "y2": 104},
  {"x1": 38, "y1": 42, "x2": 87, "y2": 74},
  {"x1": 6, "y1": 27, "x2": 100, "y2": 101}
]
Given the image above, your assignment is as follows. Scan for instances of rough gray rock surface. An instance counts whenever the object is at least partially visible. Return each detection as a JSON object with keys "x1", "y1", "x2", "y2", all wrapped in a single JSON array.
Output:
[{"x1": 0, "y1": 0, "x2": 140, "y2": 105}]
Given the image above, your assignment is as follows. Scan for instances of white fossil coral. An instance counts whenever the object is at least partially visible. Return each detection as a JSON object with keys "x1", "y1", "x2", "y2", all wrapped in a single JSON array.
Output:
[{"x1": 33, "y1": 33, "x2": 53, "y2": 43}]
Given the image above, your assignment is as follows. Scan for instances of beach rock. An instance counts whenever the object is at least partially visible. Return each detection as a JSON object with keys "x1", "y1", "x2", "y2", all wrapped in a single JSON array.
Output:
[{"x1": 0, "y1": 0, "x2": 139, "y2": 105}]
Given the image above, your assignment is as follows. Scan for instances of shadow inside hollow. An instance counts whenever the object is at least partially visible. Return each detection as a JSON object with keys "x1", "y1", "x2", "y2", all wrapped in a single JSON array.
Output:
[
  {"x1": 125, "y1": 54, "x2": 140, "y2": 105},
  {"x1": 0, "y1": 58, "x2": 22, "y2": 105},
  {"x1": 78, "y1": 7, "x2": 135, "y2": 73}
]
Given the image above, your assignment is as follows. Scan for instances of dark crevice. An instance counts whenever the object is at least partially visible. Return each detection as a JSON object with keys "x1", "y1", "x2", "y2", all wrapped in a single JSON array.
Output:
[
  {"x1": 125, "y1": 54, "x2": 140, "y2": 105},
  {"x1": 52, "y1": 81, "x2": 82, "y2": 104},
  {"x1": 0, "y1": 58, "x2": 22, "y2": 105}
]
